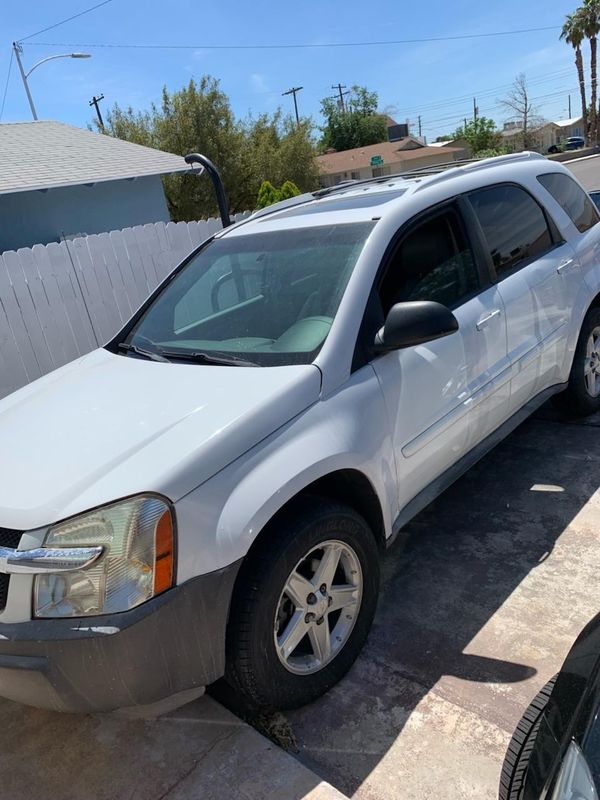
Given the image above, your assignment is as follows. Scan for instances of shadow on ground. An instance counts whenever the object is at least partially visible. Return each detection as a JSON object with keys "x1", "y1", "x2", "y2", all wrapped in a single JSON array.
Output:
[{"x1": 283, "y1": 406, "x2": 600, "y2": 798}]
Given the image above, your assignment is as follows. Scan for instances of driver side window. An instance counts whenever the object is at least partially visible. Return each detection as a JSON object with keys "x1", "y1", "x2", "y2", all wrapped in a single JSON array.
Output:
[{"x1": 379, "y1": 206, "x2": 480, "y2": 314}]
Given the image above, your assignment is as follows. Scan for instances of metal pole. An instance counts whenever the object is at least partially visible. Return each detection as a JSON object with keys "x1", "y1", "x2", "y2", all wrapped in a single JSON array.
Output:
[
  {"x1": 418, "y1": 116, "x2": 422, "y2": 137},
  {"x1": 184, "y1": 152, "x2": 232, "y2": 228},
  {"x1": 473, "y1": 97, "x2": 478, "y2": 124},
  {"x1": 13, "y1": 42, "x2": 37, "y2": 120},
  {"x1": 568, "y1": 94, "x2": 572, "y2": 118}
]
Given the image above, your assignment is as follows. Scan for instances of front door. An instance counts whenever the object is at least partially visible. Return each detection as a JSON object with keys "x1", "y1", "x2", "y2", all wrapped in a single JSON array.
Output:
[{"x1": 370, "y1": 202, "x2": 510, "y2": 513}]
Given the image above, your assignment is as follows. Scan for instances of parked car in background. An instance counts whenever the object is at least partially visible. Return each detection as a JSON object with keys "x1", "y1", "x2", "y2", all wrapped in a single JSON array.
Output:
[
  {"x1": 0, "y1": 153, "x2": 599, "y2": 715},
  {"x1": 500, "y1": 612, "x2": 600, "y2": 799},
  {"x1": 589, "y1": 190, "x2": 600, "y2": 212},
  {"x1": 566, "y1": 135, "x2": 586, "y2": 150}
]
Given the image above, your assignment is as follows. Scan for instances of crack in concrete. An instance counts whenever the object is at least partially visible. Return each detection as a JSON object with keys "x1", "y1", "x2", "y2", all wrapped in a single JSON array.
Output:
[{"x1": 154, "y1": 728, "x2": 238, "y2": 800}]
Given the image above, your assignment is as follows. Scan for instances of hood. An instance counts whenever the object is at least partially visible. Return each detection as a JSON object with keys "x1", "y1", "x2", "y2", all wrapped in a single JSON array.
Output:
[{"x1": 0, "y1": 349, "x2": 321, "y2": 531}]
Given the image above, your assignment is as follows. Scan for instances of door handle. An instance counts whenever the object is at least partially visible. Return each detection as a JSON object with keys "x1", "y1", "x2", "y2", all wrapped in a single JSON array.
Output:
[
  {"x1": 476, "y1": 309, "x2": 501, "y2": 331},
  {"x1": 557, "y1": 258, "x2": 575, "y2": 274}
]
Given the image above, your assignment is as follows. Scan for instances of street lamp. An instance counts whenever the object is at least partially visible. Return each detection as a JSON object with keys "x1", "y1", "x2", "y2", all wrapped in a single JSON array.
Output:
[{"x1": 12, "y1": 42, "x2": 91, "y2": 121}]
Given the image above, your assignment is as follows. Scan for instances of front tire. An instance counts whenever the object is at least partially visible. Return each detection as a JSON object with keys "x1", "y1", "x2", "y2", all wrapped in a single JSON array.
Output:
[
  {"x1": 224, "y1": 498, "x2": 380, "y2": 710},
  {"x1": 553, "y1": 307, "x2": 600, "y2": 417}
]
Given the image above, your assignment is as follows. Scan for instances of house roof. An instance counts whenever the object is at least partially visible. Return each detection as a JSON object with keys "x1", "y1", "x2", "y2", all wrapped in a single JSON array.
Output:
[
  {"x1": 500, "y1": 121, "x2": 558, "y2": 138},
  {"x1": 554, "y1": 116, "x2": 583, "y2": 128},
  {"x1": 0, "y1": 120, "x2": 193, "y2": 196},
  {"x1": 316, "y1": 141, "x2": 462, "y2": 175}
]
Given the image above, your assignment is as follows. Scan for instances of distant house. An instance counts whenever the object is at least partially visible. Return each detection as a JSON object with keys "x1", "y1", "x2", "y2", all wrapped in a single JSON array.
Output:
[
  {"x1": 428, "y1": 138, "x2": 472, "y2": 159},
  {"x1": 500, "y1": 120, "x2": 559, "y2": 154},
  {"x1": 0, "y1": 120, "x2": 193, "y2": 252},
  {"x1": 554, "y1": 116, "x2": 585, "y2": 141},
  {"x1": 316, "y1": 140, "x2": 463, "y2": 187}
]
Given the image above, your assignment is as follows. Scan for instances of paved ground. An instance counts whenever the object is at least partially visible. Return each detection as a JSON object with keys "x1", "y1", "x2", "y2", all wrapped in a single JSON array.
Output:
[
  {"x1": 284, "y1": 406, "x2": 600, "y2": 799},
  {"x1": 567, "y1": 152, "x2": 600, "y2": 189}
]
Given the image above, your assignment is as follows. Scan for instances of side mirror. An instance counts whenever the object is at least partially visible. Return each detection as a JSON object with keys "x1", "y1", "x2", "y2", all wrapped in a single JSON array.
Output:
[{"x1": 373, "y1": 300, "x2": 459, "y2": 352}]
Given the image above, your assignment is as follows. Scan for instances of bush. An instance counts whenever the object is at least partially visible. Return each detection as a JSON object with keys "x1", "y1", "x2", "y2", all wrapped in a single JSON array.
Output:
[
  {"x1": 279, "y1": 180, "x2": 301, "y2": 200},
  {"x1": 256, "y1": 180, "x2": 280, "y2": 209}
]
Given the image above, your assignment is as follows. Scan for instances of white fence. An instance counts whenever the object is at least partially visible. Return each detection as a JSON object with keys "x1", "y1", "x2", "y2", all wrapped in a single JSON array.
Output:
[{"x1": 0, "y1": 213, "x2": 251, "y2": 400}]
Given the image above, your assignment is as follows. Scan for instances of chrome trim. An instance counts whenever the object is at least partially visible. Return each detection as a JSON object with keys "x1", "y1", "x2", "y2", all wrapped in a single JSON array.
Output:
[{"x1": 0, "y1": 545, "x2": 103, "y2": 575}]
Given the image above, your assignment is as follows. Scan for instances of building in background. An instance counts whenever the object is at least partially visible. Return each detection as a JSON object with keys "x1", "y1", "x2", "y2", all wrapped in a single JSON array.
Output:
[
  {"x1": 0, "y1": 120, "x2": 191, "y2": 252},
  {"x1": 316, "y1": 139, "x2": 463, "y2": 187}
]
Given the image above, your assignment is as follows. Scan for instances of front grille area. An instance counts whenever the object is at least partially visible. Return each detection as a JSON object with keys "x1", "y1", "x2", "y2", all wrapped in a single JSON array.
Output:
[{"x1": 0, "y1": 528, "x2": 23, "y2": 612}]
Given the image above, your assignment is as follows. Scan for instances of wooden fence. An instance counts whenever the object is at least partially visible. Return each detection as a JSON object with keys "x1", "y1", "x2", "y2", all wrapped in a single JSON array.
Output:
[{"x1": 0, "y1": 213, "x2": 251, "y2": 400}]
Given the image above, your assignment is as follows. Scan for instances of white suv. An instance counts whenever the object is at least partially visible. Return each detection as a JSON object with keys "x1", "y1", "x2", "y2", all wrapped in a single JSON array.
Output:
[{"x1": 0, "y1": 153, "x2": 598, "y2": 714}]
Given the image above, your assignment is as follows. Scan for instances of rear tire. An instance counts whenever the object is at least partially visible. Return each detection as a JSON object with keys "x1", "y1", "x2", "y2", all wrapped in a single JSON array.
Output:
[
  {"x1": 224, "y1": 498, "x2": 380, "y2": 711},
  {"x1": 553, "y1": 307, "x2": 600, "y2": 417},
  {"x1": 499, "y1": 677, "x2": 556, "y2": 800}
]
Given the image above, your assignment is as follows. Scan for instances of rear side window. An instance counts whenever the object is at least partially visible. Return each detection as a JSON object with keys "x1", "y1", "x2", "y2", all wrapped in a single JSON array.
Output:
[
  {"x1": 537, "y1": 172, "x2": 599, "y2": 233},
  {"x1": 468, "y1": 184, "x2": 553, "y2": 277}
]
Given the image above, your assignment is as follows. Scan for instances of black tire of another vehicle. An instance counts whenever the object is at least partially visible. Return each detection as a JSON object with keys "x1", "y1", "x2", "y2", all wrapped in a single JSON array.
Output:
[
  {"x1": 224, "y1": 498, "x2": 380, "y2": 711},
  {"x1": 499, "y1": 677, "x2": 556, "y2": 800},
  {"x1": 553, "y1": 306, "x2": 600, "y2": 417}
]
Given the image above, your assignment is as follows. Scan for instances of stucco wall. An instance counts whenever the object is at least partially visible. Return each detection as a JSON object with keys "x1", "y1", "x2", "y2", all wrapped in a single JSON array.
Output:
[{"x1": 0, "y1": 174, "x2": 170, "y2": 252}]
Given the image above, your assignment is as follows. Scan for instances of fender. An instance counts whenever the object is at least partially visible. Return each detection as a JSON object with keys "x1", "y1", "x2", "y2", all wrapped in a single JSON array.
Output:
[{"x1": 174, "y1": 365, "x2": 398, "y2": 582}]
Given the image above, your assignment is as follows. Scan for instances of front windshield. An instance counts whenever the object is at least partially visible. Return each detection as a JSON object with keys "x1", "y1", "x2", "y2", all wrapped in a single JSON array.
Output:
[{"x1": 120, "y1": 222, "x2": 375, "y2": 366}]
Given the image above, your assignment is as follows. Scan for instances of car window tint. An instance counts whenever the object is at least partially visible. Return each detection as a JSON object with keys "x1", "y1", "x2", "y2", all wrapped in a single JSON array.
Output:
[
  {"x1": 469, "y1": 184, "x2": 553, "y2": 276},
  {"x1": 538, "y1": 172, "x2": 599, "y2": 233},
  {"x1": 379, "y1": 209, "x2": 479, "y2": 313}
]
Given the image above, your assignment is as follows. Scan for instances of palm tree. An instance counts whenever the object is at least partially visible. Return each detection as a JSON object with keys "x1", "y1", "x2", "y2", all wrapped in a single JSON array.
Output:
[
  {"x1": 561, "y1": 12, "x2": 589, "y2": 143},
  {"x1": 581, "y1": 0, "x2": 600, "y2": 143}
]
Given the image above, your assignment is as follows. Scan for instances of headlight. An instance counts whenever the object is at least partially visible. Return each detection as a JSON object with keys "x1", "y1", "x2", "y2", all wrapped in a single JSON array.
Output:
[{"x1": 34, "y1": 495, "x2": 175, "y2": 618}]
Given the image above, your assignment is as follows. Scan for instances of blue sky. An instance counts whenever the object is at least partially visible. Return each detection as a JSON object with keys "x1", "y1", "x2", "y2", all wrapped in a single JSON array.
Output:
[{"x1": 0, "y1": 0, "x2": 583, "y2": 143}]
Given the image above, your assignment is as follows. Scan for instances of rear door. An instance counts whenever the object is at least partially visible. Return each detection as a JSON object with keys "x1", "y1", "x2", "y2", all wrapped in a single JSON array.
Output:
[
  {"x1": 370, "y1": 201, "x2": 510, "y2": 511},
  {"x1": 467, "y1": 183, "x2": 575, "y2": 411}
]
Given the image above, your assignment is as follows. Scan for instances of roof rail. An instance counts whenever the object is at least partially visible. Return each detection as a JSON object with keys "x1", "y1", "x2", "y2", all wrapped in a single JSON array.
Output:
[{"x1": 412, "y1": 151, "x2": 546, "y2": 192}]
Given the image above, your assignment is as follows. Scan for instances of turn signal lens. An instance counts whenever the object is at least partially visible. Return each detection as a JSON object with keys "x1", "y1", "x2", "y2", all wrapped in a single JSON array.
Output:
[{"x1": 154, "y1": 509, "x2": 174, "y2": 595}]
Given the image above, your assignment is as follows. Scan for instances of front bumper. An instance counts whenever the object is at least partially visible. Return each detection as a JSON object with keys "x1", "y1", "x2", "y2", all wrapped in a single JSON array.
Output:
[{"x1": 0, "y1": 561, "x2": 241, "y2": 713}]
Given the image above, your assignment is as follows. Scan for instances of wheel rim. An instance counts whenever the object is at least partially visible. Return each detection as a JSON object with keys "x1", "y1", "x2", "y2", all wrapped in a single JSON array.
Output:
[
  {"x1": 585, "y1": 326, "x2": 600, "y2": 398},
  {"x1": 274, "y1": 539, "x2": 363, "y2": 675}
]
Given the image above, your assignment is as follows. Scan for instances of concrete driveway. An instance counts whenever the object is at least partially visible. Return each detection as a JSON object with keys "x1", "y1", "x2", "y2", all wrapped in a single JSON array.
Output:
[{"x1": 285, "y1": 407, "x2": 600, "y2": 799}]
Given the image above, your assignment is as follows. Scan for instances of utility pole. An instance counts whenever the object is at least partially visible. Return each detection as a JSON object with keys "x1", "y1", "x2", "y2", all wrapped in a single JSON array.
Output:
[
  {"x1": 418, "y1": 115, "x2": 422, "y2": 138},
  {"x1": 13, "y1": 42, "x2": 37, "y2": 120},
  {"x1": 568, "y1": 94, "x2": 572, "y2": 118},
  {"x1": 331, "y1": 83, "x2": 349, "y2": 113},
  {"x1": 282, "y1": 86, "x2": 303, "y2": 125},
  {"x1": 89, "y1": 94, "x2": 105, "y2": 129},
  {"x1": 473, "y1": 97, "x2": 478, "y2": 124}
]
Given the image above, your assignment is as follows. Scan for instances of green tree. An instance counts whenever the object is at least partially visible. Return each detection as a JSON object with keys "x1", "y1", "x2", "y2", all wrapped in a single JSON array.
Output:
[
  {"x1": 453, "y1": 117, "x2": 502, "y2": 154},
  {"x1": 319, "y1": 85, "x2": 388, "y2": 152},
  {"x1": 256, "y1": 180, "x2": 280, "y2": 209},
  {"x1": 99, "y1": 76, "x2": 318, "y2": 221},
  {"x1": 561, "y1": 12, "x2": 589, "y2": 141},
  {"x1": 279, "y1": 180, "x2": 301, "y2": 200}
]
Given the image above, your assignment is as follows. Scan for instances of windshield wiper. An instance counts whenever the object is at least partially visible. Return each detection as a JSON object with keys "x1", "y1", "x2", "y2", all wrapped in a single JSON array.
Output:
[
  {"x1": 159, "y1": 350, "x2": 260, "y2": 367},
  {"x1": 117, "y1": 343, "x2": 171, "y2": 363}
]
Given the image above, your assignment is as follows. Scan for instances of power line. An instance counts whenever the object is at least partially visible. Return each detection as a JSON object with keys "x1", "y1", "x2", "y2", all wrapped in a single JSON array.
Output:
[
  {"x1": 18, "y1": 0, "x2": 114, "y2": 43},
  {"x1": 0, "y1": 48, "x2": 14, "y2": 122},
  {"x1": 25, "y1": 25, "x2": 561, "y2": 51}
]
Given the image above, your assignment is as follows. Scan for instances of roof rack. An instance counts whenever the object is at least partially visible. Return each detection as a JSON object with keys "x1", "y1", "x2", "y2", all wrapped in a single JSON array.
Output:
[
  {"x1": 313, "y1": 173, "x2": 408, "y2": 199},
  {"x1": 411, "y1": 151, "x2": 546, "y2": 192}
]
